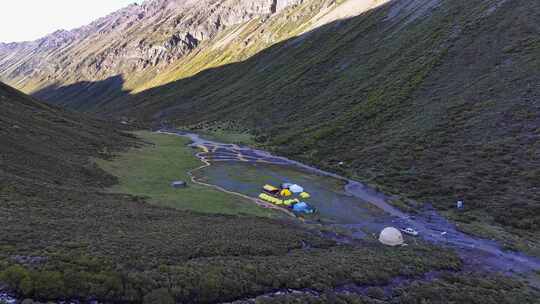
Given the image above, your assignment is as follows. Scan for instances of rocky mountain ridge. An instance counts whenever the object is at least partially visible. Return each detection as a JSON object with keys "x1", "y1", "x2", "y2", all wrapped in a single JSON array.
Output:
[{"x1": 0, "y1": 0, "x2": 303, "y2": 93}]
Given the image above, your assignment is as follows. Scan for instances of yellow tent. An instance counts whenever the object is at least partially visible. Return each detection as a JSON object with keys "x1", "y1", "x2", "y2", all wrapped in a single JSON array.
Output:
[
  {"x1": 300, "y1": 192, "x2": 311, "y2": 199},
  {"x1": 259, "y1": 193, "x2": 283, "y2": 205},
  {"x1": 280, "y1": 189, "x2": 292, "y2": 197},
  {"x1": 264, "y1": 184, "x2": 279, "y2": 192},
  {"x1": 283, "y1": 198, "x2": 300, "y2": 206}
]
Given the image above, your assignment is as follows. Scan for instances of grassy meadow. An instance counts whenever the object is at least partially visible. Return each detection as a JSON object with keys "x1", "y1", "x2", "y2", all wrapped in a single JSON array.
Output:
[{"x1": 97, "y1": 131, "x2": 274, "y2": 217}]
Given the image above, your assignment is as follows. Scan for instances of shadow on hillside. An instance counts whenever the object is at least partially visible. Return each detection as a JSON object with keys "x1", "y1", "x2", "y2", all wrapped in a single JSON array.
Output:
[
  {"x1": 33, "y1": 74, "x2": 130, "y2": 111},
  {"x1": 30, "y1": 0, "x2": 400, "y2": 117},
  {"x1": 96, "y1": 0, "x2": 403, "y2": 123}
]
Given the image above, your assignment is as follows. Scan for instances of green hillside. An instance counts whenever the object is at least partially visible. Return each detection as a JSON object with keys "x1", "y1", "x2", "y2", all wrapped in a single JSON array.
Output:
[
  {"x1": 9, "y1": 82, "x2": 533, "y2": 303},
  {"x1": 104, "y1": 0, "x2": 539, "y2": 251}
]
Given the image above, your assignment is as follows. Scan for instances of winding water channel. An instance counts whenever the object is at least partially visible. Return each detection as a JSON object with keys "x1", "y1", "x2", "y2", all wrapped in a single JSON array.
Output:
[{"x1": 161, "y1": 129, "x2": 540, "y2": 283}]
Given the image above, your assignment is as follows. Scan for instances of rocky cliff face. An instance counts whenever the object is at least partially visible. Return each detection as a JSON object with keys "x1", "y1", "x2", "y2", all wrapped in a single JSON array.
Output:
[
  {"x1": 0, "y1": 0, "x2": 303, "y2": 94},
  {"x1": 275, "y1": 0, "x2": 304, "y2": 11}
]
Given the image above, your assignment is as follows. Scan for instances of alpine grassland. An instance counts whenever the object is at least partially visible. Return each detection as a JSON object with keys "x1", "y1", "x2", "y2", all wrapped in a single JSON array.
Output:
[{"x1": 96, "y1": 131, "x2": 271, "y2": 216}]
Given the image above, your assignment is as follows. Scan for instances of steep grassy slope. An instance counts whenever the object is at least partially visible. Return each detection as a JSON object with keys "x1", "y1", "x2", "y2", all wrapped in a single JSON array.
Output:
[
  {"x1": 0, "y1": 82, "x2": 134, "y2": 190},
  {"x1": 134, "y1": 0, "x2": 359, "y2": 92},
  {"x1": 0, "y1": 82, "x2": 482, "y2": 303},
  {"x1": 103, "y1": 0, "x2": 540, "y2": 250}
]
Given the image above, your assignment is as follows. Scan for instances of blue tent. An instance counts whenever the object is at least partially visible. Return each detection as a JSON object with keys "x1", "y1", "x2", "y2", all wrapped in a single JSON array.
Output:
[{"x1": 293, "y1": 202, "x2": 314, "y2": 214}]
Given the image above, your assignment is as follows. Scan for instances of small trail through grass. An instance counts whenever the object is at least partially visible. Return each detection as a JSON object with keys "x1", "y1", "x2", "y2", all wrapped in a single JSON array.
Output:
[{"x1": 185, "y1": 140, "x2": 295, "y2": 216}]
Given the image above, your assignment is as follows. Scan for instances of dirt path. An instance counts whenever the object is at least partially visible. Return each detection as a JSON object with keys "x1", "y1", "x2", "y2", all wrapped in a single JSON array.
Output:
[{"x1": 158, "y1": 131, "x2": 295, "y2": 217}]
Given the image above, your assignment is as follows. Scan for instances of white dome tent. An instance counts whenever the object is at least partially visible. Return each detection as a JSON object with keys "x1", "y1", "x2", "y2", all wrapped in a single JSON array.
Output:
[
  {"x1": 289, "y1": 184, "x2": 304, "y2": 194},
  {"x1": 378, "y1": 227, "x2": 404, "y2": 246}
]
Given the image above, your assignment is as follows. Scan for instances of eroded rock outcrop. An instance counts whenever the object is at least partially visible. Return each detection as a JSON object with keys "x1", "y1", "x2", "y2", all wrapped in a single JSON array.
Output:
[{"x1": 0, "y1": 0, "x2": 302, "y2": 92}]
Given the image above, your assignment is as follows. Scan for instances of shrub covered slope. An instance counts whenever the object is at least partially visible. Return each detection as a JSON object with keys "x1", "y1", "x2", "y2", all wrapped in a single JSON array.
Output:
[{"x1": 6, "y1": 82, "x2": 525, "y2": 303}]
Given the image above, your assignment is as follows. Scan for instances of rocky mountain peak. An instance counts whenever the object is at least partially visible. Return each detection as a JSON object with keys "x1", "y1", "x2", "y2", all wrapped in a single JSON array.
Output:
[{"x1": 0, "y1": 0, "x2": 303, "y2": 89}]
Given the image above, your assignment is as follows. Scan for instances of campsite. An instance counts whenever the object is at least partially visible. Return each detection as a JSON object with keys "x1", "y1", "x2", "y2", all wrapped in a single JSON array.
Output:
[{"x1": 163, "y1": 130, "x2": 540, "y2": 280}]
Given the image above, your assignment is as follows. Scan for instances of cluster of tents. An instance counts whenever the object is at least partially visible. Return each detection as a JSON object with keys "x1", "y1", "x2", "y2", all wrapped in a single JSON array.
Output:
[{"x1": 259, "y1": 183, "x2": 315, "y2": 214}]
